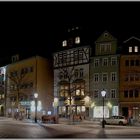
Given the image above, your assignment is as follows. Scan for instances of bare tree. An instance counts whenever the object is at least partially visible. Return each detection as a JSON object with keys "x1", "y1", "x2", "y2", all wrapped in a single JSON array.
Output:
[
  {"x1": 6, "y1": 70, "x2": 28, "y2": 116},
  {"x1": 58, "y1": 66, "x2": 90, "y2": 122}
]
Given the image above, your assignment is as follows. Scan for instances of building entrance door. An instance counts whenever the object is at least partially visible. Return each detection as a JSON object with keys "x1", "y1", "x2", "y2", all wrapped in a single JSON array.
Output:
[{"x1": 122, "y1": 107, "x2": 128, "y2": 118}]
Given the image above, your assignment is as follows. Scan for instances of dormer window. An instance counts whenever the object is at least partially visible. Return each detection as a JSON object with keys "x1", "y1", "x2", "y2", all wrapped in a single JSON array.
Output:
[
  {"x1": 104, "y1": 32, "x2": 108, "y2": 37},
  {"x1": 129, "y1": 46, "x2": 132, "y2": 53},
  {"x1": 135, "y1": 46, "x2": 138, "y2": 52},
  {"x1": 75, "y1": 36, "x2": 80, "y2": 44},
  {"x1": 62, "y1": 40, "x2": 67, "y2": 47}
]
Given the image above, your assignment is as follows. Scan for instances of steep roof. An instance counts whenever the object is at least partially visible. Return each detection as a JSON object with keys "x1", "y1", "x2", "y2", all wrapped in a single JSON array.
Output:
[
  {"x1": 95, "y1": 30, "x2": 117, "y2": 43},
  {"x1": 123, "y1": 36, "x2": 140, "y2": 43}
]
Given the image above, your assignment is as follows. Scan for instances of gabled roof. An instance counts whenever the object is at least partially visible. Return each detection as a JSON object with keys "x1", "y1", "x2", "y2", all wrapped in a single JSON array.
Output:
[
  {"x1": 123, "y1": 36, "x2": 140, "y2": 43},
  {"x1": 95, "y1": 30, "x2": 117, "y2": 43}
]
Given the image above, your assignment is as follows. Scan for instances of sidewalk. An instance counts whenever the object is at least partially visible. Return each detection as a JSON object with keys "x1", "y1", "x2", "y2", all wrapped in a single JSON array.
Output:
[
  {"x1": 4, "y1": 116, "x2": 140, "y2": 127},
  {"x1": 54, "y1": 117, "x2": 100, "y2": 125}
]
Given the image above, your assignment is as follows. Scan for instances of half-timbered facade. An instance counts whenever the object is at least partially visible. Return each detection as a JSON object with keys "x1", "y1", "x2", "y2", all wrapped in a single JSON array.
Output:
[{"x1": 53, "y1": 27, "x2": 91, "y2": 119}]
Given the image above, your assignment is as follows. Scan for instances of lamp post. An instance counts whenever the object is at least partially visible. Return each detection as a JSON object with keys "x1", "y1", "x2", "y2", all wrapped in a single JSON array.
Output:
[
  {"x1": 34, "y1": 93, "x2": 38, "y2": 123},
  {"x1": 101, "y1": 89, "x2": 106, "y2": 128}
]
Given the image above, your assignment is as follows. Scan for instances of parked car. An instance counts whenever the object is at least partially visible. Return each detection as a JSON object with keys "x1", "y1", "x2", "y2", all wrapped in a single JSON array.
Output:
[{"x1": 104, "y1": 116, "x2": 128, "y2": 125}]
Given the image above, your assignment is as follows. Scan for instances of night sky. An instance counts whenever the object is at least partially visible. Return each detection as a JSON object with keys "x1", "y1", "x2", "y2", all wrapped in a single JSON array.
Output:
[{"x1": 0, "y1": 1, "x2": 140, "y2": 66}]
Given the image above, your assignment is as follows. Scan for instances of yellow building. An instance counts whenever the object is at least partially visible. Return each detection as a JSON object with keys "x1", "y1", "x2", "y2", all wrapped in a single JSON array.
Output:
[{"x1": 6, "y1": 56, "x2": 53, "y2": 120}]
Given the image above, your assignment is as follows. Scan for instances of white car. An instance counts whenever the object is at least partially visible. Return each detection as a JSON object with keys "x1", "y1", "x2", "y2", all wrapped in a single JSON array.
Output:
[{"x1": 104, "y1": 116, "x2": 128, "y2": 125}]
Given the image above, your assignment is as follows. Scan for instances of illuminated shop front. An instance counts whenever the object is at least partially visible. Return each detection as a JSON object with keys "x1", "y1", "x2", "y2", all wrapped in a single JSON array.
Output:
[{"x1": 93, "y1": 105, "x2": 119, "y2": 118}]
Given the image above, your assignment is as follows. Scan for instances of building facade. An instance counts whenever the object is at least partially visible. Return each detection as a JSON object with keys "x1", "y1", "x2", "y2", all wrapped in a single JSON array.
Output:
[
  {"x1": 53, "y1": 27, "x2": 91, "y2": 119},
  {"x1": 6, "y1": 56, "x2": 53, "y2": 119},
  {"x1": 120, "y1": 37, "x2": 140, "y2": 120},
  {"x1": 0, "y1": 66, "x2": 6, "y2": 116},
  {"x1": 90, "y1": 31, "x2": 120, "y2": 119}
]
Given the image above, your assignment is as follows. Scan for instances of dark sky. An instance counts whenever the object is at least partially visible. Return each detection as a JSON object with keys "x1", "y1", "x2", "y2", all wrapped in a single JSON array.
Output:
[{"x1": 0, "y1": 1, "x2": 140, "y2": 65}]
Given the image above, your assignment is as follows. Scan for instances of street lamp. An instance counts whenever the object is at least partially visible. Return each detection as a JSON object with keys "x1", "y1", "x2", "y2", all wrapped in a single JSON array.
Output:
[
  {"x1": 34, "y1": 93, "x2": 38, "y2": 123},
  {"x1": 101, "y1": 89, "x2": 106, "y2": 128}
]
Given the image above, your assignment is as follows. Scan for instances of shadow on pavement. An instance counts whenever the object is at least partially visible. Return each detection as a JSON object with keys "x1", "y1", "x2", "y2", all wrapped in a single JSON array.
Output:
[{"x1": 96, "y1": 128, "x2": 107, "y2": 138}]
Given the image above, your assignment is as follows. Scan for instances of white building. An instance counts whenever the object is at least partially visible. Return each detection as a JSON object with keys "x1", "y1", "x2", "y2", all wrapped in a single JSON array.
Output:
[{"x1": 53, "y1": 27, "x2": 91, "y2": 119}]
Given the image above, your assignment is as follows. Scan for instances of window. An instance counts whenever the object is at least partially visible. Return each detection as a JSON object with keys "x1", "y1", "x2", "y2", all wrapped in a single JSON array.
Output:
[
  {"x1": 130, "y1": 74, "x2": 134, "y2": 81},
  {"x1": 111, "y1": 72, "x2": 117, "y2": 81},
  {"x1": 62, "y1": 40, "x2": 67, "y2": 47},
  {"x1": 11, "y1": 71, "x2": 17, "y2": 77},
  {"x1": 79, "y1": 50, "x2": 83, "y2": 60},
  {"x1": 30, "y1": 67, "x2": 33, "y2": 72},
  {"x1": 102, "y1": 73, "x2": 108, "y2": 82},
  {"x1": 59, "y1": 72, "x2": 64, "y2": 80},
  {"x1": 28, "y1": 82, "x2": 33, "y2": 88},
  {"x1": 58, "y1": 53, "x2": 63, "y2": 64},
  {"x1": 111, "y1": 89, "x2": 116, "y2": 98},
  {"x1": 24, "y1": 68, "x2": 28, "y2": 74},
  {"x1": 79, "y1": 68, "x2": 83, "y2": 78},
  {"x1": 94, "y1": 59, "x2": 99, "y2": 67},
  {"x1": 81, "y1": 89, "x2": 84, "y2": 96},
  {"x1": 106, "y1": 44, "x2": 111, "y2": 52},
  {"x1": 135, "y1": 74, "x2": 139, "y2": 81},
  {"x1": 134, "y1": 90, "x2": 139, "y2": 98},
  {"x1": 130, "y1": 60, "x2": 134, "y2": 66},
  {"x1": 11, "y1": 54, "x2": 19, "y2": 63},
  {"x1": 59, "y1": 85, "x2": 69, "y2": 97},
  {"x1": 63, "y1": 53, "x2": 67, "y2": 64},
  {"x1": 104, "y1": 32, "x2": 108, "y2": 37},
  {"x1": 111, "y1": 57, "x2": 117, "y2": 65},
  {"x1": 124, "y1": 74, "x2": 129, "y2": 81},
  {"x1": 129, "y1": 46, "x2": 132, "y2": 53},
  {"x1": 64, "y1": 73, "x2": 67, "y2": 79},
  {"x1": 74, "y1": 69, "x2": 78, "y2": 79},
  {"x1": 74, "y1": 50, "x2": 78, "y2": 61},
  {"x1": 100, "y1": 43, "x2": 111, "y2": 53},
  {"x1": 136, "y1": 60, "x2": 139, "y2": 66},
  {"x1": 125, "y1": 60, "x2": 129, "y2": 66},
  {"x1": 2, "y1": 94, "x2": 4, "y2": 99},
  {"x1": 103, "y1": 58, "x2": 108, "y2": 66},
  {"x1": 124, "y1": 90, "x2": 128, "y2": 98},
  {"x1": 129, "y1": 90, "x2": 133, "y2": 98},
  {"x1": 94, "y1": 73, "x2": 99, "y2": 82},
  {"x1": 75, "y1": 83, "x2": 85, "y2": 96},
  {"x1": 76, "y1": 89, "x2": 80, "y2": 96},
  {"x1": 75, "y1": 36, "x2": 80, "y2": 44},
  {"x1": 135, "y1": 46, "x2": 138, "y2": 52},
  {"x1": 68, "y1": 38, "x2": 73, "y2": 47}
]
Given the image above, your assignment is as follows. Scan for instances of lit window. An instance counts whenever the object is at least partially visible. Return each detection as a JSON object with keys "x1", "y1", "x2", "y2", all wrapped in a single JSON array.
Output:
[
  {"x1": 62, "y1": 40, "x2": 67, "y2": 47},
  {"x1": 81, "y1": 106, "x2": 85, "y2": 112},
  {"x1": 76, "y1": 89, "x2": 80, "y2": 95},
  {"x1": 75, "y1": 36, "x2": 80, "y2": 44},
  {"x1": 2, "y1": 94, "x2": 4, "y2": 99},
  {"x1": 129, "y1": 46, "x2": 132, "y2": 52},
  {"x1": 135, "y1": 46, "x2": 138, "y2": 52},
  {"x1": 81, "y1": 89, "x2": 84, "y2": 96}
]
